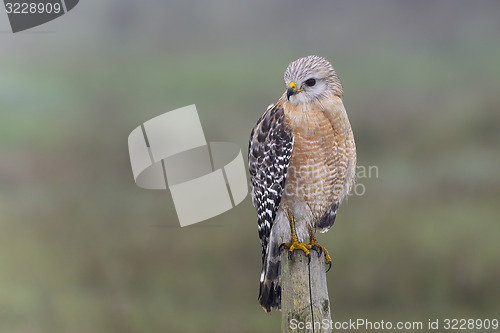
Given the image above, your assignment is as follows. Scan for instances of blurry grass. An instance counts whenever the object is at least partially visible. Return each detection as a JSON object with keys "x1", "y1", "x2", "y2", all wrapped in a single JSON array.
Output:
[{"x1": 1, "y1": 35, "x2": 500, "y2": 333}]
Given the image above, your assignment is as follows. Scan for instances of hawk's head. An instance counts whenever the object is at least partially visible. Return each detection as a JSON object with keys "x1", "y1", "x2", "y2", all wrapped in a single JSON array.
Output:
[{"x1": 283, "y1": 55, "x2": 343, "y2": 104}]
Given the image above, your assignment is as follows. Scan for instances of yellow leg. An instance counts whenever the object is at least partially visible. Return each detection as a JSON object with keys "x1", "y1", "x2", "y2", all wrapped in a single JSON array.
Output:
[
  {"x1": 308, "y1": 225, "x2": 332, "y2": 272},
  {"x1": 281, "y1": 212, "x2": 312, "y2": 260}
]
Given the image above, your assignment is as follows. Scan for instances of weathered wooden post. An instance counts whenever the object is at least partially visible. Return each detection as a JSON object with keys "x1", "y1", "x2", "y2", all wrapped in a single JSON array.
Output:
[{"x1": 281, "y1": 249, "x2": 332, "y2": 333}]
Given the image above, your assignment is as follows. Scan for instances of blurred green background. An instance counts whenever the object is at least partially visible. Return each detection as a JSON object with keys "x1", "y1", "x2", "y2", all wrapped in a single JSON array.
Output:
[{"x1": 1, "y1": 1, "x2": 500, "y2": 332}]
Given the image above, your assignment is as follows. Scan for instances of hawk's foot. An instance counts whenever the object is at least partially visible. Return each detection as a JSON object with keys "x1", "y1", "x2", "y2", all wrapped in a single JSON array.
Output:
[
  {"x1": 281, "y1": 211, "x2": 312, "y2": 261},
  {"x1": 280, "y1": 240, "x2": 312, "y2": 262},
  {"x1": 310, "y1": 239, "x2": 332, "y2": 272},
  {"x1": 307, "y1": 225, "x2": 332, "y2": 272}
]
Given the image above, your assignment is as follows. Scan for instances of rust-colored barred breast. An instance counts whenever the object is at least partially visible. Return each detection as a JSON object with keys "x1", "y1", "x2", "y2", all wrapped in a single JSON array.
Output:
[{"x1": 281, "y1": 95, "x2": 355, "y2": 230}]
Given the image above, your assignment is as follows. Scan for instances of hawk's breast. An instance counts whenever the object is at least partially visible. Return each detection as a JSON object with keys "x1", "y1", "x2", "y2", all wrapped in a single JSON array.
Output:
[{"x1": 281, "y1": 98, "x2": 353, "y2": 224}]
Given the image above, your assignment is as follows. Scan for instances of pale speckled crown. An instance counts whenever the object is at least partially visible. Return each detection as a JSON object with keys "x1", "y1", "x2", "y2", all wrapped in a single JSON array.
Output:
[{"x1": 284, "y1": 55, "x2": 343, "y2": 97}]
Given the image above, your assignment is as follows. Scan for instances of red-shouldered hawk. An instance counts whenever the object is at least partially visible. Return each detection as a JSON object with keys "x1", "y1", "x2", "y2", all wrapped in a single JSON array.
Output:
[{"x1": 248, "y1": 55, "x2": 356, "y2": 312}]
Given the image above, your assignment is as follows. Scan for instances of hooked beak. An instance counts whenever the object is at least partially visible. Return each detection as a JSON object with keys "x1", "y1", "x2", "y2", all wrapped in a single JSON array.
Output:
[{"x1": 286, "y1": 81, "x2": 303, "y2": 100}]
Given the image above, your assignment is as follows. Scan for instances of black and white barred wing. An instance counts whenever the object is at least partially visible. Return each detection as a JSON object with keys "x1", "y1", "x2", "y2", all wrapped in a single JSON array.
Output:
[{"x1": 248, "y1": 99, "x2": 293, "y2": 263}]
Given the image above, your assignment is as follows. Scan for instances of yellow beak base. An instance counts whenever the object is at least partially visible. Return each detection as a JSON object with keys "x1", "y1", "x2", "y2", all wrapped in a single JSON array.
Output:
[{"x1": 287, "y1": 81, "x2": 303, "y2": 100}]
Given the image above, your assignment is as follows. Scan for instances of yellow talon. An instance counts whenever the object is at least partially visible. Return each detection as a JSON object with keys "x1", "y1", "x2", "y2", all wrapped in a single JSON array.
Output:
[
  {"x1": 311, "y1": 239, "x2": 332, "y2": 262},
  {"x1": 283, "y1": 211, "x2": 312, "y2": 259},
  {"x1": 282, "y1": 212, "x2": 332, "y2": 268},
  {"x1": 308, "y1": 226, "x2": 333, "y2": 271},
  {"x1": 283, "y1": 240, "x2": 312, "y2": 258}
]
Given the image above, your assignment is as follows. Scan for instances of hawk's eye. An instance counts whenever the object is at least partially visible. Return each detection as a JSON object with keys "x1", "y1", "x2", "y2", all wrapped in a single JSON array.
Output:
[{"x1": 304, "y1": 78, "x2": 316, "y2": 87}]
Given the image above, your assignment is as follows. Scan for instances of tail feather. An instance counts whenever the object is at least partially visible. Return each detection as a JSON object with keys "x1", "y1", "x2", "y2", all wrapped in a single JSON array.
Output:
[
  {"x1": 258, "y1": 246, "x2": 282, "y2": 312},
  {"x1": 258, "y1": 278, "x2": 281, "y2": 312}
]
